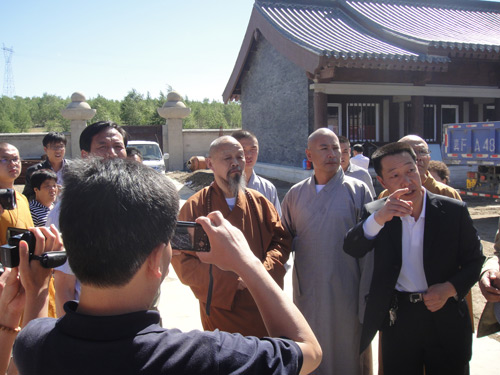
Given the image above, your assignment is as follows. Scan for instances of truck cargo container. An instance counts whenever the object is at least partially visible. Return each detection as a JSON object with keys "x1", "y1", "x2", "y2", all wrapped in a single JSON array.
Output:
[{"x1": 442, "y1": 121, "x2": 500, "y2": 198}]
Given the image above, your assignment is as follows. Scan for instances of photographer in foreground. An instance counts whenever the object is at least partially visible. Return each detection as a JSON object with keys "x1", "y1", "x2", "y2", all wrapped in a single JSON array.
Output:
[
  {"x1": 13, "y1": 158, "x2": 322, "y2": 375},
  {"x1": 0, "y1": 226, "x2": 63, "y2": 374}
]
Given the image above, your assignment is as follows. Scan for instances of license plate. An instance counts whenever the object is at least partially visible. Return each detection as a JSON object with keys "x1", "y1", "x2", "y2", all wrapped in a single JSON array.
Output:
[{"x1": 466, "y1": 178, "x2": 477, "y2": 189}]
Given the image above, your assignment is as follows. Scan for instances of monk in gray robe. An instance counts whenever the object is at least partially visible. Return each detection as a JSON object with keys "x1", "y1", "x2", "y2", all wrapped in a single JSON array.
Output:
[
  {"x1": 281, "y1": 128, "x2": 373, "y2": 375},
  {"x1": 339, "y1": 135, "x2": 376, "y2": 197}
]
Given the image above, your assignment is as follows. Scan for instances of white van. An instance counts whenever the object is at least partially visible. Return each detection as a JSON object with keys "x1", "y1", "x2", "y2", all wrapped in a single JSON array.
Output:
[{"x1": 127, "y1": 140, "x2": 169, "y2": 174}]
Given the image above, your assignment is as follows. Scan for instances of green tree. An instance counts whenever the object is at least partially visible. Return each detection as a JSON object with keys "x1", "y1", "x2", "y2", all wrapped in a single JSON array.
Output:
[
  {"x1": 88, "y1": 95, "x2": 121, "y2": 123},
  {"x1": 183, "y1": 98, "x2": 240, "y2": 129},
  {"x1": 223, "y1": 101, "x2": 241, "y2": 128},
  {"x1": 11, "y1": 98, "x2": 33, "y2": 132},
  {"x1": 29, "y1": 93, "x2": 69, "y2": 131},
  {"x1": 0, "y1": 96, "x2": 17, "y2": 133},
  {"x1": 0, "y1": 91, "x2": 241, "y2": 133},
  {"x1": 120, "y1": 89, "x2": 146, "y2": 125}
]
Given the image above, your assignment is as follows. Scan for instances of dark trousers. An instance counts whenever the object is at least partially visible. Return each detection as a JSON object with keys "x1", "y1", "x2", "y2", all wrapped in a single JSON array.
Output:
[{"x1": 381, "y1": 293, "x2": 470, "y2": 375}]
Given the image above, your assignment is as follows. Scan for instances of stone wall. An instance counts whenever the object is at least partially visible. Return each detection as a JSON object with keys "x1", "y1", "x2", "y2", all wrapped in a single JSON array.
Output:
[
  {"x1": 240, "y1": 37, "x2": 311, "y2": 167},
  {"x1": 182, "y1": 129, "x2": 237, "y2": 161},
  {"x1": 0, "y1": 132, "x2": 73, "y2": 160}
]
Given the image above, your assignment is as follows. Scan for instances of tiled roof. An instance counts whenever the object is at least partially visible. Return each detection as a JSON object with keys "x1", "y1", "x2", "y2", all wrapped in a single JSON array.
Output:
[
  {"x1": 345, "y1": 0, "x2": 500, "y2": 51},
  {"x1": 256, "y1": 2, "x2": 449, "y2": 63}
]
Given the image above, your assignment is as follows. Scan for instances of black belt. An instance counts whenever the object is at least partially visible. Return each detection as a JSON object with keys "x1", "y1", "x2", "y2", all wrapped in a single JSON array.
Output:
[{"x1": 395, "y1": 290, "x2": 424, "y2": 303}]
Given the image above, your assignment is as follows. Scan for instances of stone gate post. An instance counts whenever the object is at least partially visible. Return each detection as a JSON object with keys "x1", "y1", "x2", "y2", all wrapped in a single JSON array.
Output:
[
  {"x1": 157, "y1": 92, "x2": 191, "y2": 171},
  {"x1": 61, "y1": 92, "x2": 96, "y2": 158}
]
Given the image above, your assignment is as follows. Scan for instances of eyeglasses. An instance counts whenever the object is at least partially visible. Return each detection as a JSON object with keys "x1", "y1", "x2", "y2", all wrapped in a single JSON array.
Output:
[{"x1": 0, "y1": 157, "x2": 21, "y2": 165}]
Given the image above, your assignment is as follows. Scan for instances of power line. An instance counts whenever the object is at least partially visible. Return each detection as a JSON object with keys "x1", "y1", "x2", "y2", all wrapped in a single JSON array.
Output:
[{"x1": 2, "y1": 44, "x2": 15, "y2": 97}]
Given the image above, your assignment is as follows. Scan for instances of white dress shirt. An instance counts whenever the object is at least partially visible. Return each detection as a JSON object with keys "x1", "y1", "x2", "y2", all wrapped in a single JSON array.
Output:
[
  {"x1": 363, "y1": 189, "x2": 429, "y2": 292},
  {"x1": 350, "y1": 154, "x2": 370, "y2": 170}
]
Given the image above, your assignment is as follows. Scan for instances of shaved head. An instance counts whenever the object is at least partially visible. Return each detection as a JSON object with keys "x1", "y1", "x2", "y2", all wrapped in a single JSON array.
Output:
[
  {"x1": 0, "y1": 142, "x2": 21, "y2": 188},
  {"x1": 398, "y1": 134, "x2": 430, "y2": 180},
  {"x1": 0, "y1": 142, "x2": 17, "y2": 153},
  {"x1": 209, "y1": 136, "x2": 242, "y2": 157},
  {"x1": 399, "y1": 135, "x2": 428, "y2": 150},
  {"x1": 207, "y1": 136, "x2": 246, "y2": 197},
  {"x1": 308, "y1": 128, "x2": 338, "y2": 149},
  {"x1": 305, "y1": 128, "x2": 341, "y2": 184}
]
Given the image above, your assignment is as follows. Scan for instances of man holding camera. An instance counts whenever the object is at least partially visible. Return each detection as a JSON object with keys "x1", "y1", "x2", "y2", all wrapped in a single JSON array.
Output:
[
  {"x1": 13, "y1": 157, "x2": 322, "y2": 375},
  {"x1": 172, "y1": 136, "x2": 291, "y2": 337},
  {"x1": 0, "y1": 142, "x2": 56, "y2": 372},
  {"x1": 0, "y1": 225, "x2": 63, "y2": 374}
]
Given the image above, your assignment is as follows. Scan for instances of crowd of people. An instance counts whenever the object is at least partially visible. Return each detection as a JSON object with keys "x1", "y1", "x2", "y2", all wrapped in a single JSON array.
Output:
[{"x1": 0, "y1": 123, "x2": 499, "y2": 375}]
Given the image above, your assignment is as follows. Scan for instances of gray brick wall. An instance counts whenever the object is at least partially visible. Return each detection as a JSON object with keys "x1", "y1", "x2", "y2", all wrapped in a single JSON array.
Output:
[{"x1": 240, "y1": 38, "x2": 311, "y2": 167}]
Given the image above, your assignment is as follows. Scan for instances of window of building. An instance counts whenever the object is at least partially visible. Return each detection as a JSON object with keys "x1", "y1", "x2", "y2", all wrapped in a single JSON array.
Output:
[
  {"x1": 485, "y1": 105, "x2": 495, "y2": 121},
  {"x1": 327, "y1": 104, "x2": 342, "y2": 135},
  {"x1": 423, "y1": 104, "x2": 436, "y2": 142},
  {"x1": 346, "y1": 103, "x2": 378, "y2": 142}
]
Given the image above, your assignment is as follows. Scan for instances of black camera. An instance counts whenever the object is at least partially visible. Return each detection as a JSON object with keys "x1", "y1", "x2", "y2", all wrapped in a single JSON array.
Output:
[
  {"x1": 171, "y1": 221, "x2": 210, "y2": 252},
  {"x1": 0, "y1": 188, "x2": 16, "y2": 210},
  {"x1": 0, "y1": 228, "x2": 67, "y2": 269}
]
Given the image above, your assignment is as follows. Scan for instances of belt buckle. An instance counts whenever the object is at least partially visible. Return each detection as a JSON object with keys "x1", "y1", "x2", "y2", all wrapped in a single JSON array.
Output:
[{"x1": 409, "y1": 293, "x2": 423, "y2": 303}]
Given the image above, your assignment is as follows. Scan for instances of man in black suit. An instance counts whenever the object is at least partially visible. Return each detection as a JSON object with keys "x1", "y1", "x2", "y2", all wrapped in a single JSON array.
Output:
[{"x1": 344, "y1": 142, "x2": 484, "y2": 375}]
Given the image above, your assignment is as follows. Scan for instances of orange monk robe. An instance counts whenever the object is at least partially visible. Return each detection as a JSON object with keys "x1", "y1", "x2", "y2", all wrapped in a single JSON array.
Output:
[
  {"x1": 0, "y1": 191, "x2": 56, "y2": 318},
  {"x1": 171, "y1": 182, "x2": 291, "y2": 337}
]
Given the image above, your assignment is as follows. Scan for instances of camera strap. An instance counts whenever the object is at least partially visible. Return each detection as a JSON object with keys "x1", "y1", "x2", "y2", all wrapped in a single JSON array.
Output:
[
  {"x1": 206, "y1": 265, "x2": 213, "y2": 316},
  {"x1": 205, "y1": 186, "x2": 215, "y2": 316}
]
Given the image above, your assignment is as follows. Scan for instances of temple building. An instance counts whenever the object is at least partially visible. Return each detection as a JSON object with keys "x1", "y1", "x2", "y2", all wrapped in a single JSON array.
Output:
[{"x1": 223, "y1": 0, "x2": 500, "y2": 166}]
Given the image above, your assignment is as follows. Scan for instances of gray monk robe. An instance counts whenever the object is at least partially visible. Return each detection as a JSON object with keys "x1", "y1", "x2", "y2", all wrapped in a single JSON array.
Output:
[{"x1": 281, "y1": 168, "x2": 373, "y2": 375}]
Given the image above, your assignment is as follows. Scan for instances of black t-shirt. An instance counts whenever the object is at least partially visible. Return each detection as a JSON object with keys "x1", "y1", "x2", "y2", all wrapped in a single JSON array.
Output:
[{"x1": 14, "y1": 301, "x2": 303, "y2": 375}]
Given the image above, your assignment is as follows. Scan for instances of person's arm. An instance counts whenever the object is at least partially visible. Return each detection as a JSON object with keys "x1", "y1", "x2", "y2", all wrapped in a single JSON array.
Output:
[
  {"x1": 19, "y1": 226, "x2": 64, "y2": 324},
  {"x1": 0, "y1": 268, "x2": 24, "y2": 374},
  {"x1": 478, "y1": 256, "x2": 500, "y2": 302},
  {"x1": 53, "y1": 271, "x2": 77, "y2": 317},
  {"x1": 424, "y1": 203, "x2": 484, "y2": 312},
  {"x1": 196, "y1": 212, "x2": 322, "y2": 375},
  {"x1": 364, "y1": 172, "x2": 376, "y2": 198},
  {"x1": 0, "y1": 225, "x2": 62, "y2": 374},
  {"x1": 345, "y1": 188, "x2": 412, "y2": 258},
  {"x1": 479, "y1": 220, "x2": 500, "y2": 302},
  {"x1": 280, "y1": 192, "x2": 296, "y2": 240}
]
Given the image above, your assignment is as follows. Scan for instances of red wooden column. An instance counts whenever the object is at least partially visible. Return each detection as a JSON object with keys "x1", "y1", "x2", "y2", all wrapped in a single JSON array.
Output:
[
  {"x1": 313, "y1": 91, "x2": 327, "y2": 130},
  {"x1": 409, "y1": 96, "x2": 424, "y2": 136}
]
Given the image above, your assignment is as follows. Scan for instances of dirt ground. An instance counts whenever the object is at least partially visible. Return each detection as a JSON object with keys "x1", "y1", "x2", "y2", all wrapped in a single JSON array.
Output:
[{"x1": 167, "y1": 170, "x2": 500, "y2": 341}]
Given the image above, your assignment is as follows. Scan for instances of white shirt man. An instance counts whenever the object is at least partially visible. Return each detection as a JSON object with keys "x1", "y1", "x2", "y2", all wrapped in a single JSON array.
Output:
[{"x1": 350, "y1": 144, "x2": 370, "y2": 170}]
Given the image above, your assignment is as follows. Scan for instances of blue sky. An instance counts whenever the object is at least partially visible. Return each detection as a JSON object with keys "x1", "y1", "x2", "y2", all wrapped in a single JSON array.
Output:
[{"x1": 0, "y1": 0, "x2": 254, "y2": 101}]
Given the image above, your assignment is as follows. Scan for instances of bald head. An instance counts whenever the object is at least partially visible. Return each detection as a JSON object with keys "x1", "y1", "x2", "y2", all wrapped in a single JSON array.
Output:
[
  {"x1": 305, "y1": 128, "x2": 341, "y2": 183},
  {"x1": 0, "y1": 142, "x2": 17, "y2": 153},
  {"x1": 207, "y1": 136, "x2": 246, "y2": 197},
  {"x1": 398, "y1": 135, "x2": 431, "y2": 180},
  {"x1": 399, "y1": 135, "x2": 428, "y2": 150},
  {"x1": 209, "y1": 136, "x2": 242, "y2": 157},
  {"x1": 308, "y1": 128, "x2": 339, "y2": 149},
  {"x1": 0, "y1": 143, "x2": 21, "y2": 188}
]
